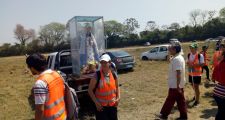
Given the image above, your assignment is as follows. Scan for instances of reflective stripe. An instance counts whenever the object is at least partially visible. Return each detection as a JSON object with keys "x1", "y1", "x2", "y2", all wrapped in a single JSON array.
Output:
[
  {"x1": 45, "y1": 108, "x2": 66, "y2": 120},
  {"x1": 95, "y1": 89, "x2": 116, "y2": 96},
  {"x1": 45, "y1": 97, "x2": 64, "y2": 109},
  {"x1": 97, "y1": 97, "x2": 116, "y2": 103}
]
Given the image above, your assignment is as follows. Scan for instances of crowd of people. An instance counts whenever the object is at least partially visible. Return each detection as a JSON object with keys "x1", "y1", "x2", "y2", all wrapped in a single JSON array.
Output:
[
  {"x1": 25, "y1": 40, "x2": 224, "y2": 120},
  {"x1": 156, "y1": 41, "x2": 225, "y2": 120}
]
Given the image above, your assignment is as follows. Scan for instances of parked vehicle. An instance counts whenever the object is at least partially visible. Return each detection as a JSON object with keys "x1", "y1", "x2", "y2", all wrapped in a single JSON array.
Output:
[
  {"x1": 169, "y1": 38, "x2": 179, "y2": 44},
  {"x1": 47, "y1": 50, "x2": 94, "y2": 93},
  {"x1": 144, "y1": 42, "x2": 151, "y2": 46},
  {"x1": 141, "y1": 45, "x2": 170, "y2": 60},
  {"x1": 106, "y1": 50, "x2": 135, "y2": 70}
]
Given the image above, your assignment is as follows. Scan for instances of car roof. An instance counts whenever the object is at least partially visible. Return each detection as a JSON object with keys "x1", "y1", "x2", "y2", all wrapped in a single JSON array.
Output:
[
  {"x1": 48, "y1": 52, "x2": 58, "y2": 56},
  {"x1": 155, "y1": 44, "x2": 170, "y2": 47}
]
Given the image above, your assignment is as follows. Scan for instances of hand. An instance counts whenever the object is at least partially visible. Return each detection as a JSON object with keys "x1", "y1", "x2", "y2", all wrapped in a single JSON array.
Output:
[
  {"x1": 95, "y1": 102, "x2": 103, "y2": 111},
  {"x1": 212, "y1": 79, "x2": 215, "y2": 83},
  {"x1": 177, "y1": 87, "x2": 182, "y2": 94},
  {"x1": 114, "y1": 98, "x2": 120, "y2": 106}
]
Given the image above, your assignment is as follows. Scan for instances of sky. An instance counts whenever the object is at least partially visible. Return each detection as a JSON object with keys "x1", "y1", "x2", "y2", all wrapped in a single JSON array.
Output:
[{"x1": 0, "y1": 0, "x2": 225, "y2": 45}]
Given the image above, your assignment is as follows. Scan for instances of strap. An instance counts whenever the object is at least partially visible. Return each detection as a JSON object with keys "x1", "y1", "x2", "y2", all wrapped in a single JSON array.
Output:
[{"x1": 94, "y1": 71, "x2": 101, "y2": 92}]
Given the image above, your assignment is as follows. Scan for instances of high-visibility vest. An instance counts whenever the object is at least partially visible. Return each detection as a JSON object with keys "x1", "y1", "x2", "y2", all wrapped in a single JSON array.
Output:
[
  {"x1": 212, "y1": 51, "x2": 223, "y2": 69},
  {"x1": 37, "y1": 71, "x2": 67, "y2": 120},
  {"x1": 95, "y1": 70, "x2": 117, "y2": 107},
  {"x1": 188, "y1": 53, "x2": 202, "y2": 76}
]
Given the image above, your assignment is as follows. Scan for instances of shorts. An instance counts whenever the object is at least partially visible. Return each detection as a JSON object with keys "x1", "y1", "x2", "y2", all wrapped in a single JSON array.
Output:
[{"x1": 189, "y1": 76, "x2": 201, "y2": 85}]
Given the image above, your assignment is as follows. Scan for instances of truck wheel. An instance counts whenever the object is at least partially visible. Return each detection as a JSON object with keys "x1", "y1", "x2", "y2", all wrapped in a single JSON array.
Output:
[{"x1": 142, "y1": 56, "x2": 148, "y2": 60}]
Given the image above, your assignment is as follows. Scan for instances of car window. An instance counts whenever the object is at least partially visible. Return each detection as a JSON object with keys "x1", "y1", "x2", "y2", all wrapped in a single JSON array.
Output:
[
  {"x1": 159, "y1": 46, "x2": 168, "y2": 52},
  {"x1": 110, "y1": 51, "x2": 129, "y2": 56},
  {"x1": 60, "y1": 55, "x2": 72, "y2": 67},
  {"x1": 150, "y1": 47, "x2": 159, "y2": 53},
  {"x1": 47, "y1": 56, "x2": 53, "y2": 68}
]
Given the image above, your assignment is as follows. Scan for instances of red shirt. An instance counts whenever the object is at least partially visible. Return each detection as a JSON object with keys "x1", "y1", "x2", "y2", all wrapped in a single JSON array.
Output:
[{"x1": 212, "y1": 59, "x2": 225, "y2": 86}]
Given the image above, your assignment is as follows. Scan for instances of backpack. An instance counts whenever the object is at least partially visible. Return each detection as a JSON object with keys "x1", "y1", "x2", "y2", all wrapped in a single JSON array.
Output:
[
  {"x1": 187, "y1": 53, "x2": 201, "y2": 63},
  {"x1": 94, "y1": 70, "x2": 117, "y2": 92},
  {"x1": 58, "y1": 71, "x2": 80, "y2": 120}
]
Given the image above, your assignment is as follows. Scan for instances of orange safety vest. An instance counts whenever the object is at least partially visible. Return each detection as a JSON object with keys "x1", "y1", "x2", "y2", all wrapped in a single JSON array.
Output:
[
  {"x1": 212, "y1": 51, "x2": 223, "y2": 69},
  {"x1": 37, "y1": 71, "x2": 67, "y2": 120},
  {"x1": 95, "y1": 70, "x2": 117, "y2": 107},
  {"x1": 188, "y1": 53, "x2": 202, "y2": 76}
]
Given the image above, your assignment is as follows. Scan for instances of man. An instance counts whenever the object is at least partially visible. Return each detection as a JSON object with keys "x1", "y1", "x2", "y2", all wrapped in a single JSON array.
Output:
[
  {"x1": 187, "y1": 43, "x2": 204, "y2": 106},
  {"x1": 200, "y1": 46, "x2": 210, "y2": 81},
  {"x1": 156, "y1": 43, "x2": 187, "y2": 120},
  {"x1": 26, "y1": 53, "x2": 67, "y2": 120},
  {"x1": 212, "y1": 52, "x2": 225, "y2": 120},
  {"x1": 88, "y1": 54, "x2": 120, "y2": 120}
]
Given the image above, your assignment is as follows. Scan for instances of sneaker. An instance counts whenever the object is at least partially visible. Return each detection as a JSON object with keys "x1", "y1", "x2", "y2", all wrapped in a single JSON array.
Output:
[
  {"x1": 155, "y1": 113, "x2": 168, "y2": 120},
  {"x1": 192, "y1": 101, "x2": 199, "y2": 107}
]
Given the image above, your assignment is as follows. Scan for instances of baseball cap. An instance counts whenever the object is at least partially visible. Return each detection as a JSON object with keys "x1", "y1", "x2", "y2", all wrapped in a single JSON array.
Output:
[
  {"x1": 190, "y1": 43, "x2": 198, "y2": 48},
  {"x1": 100, "y1": 54, "x2": 111, "y2": 62}
]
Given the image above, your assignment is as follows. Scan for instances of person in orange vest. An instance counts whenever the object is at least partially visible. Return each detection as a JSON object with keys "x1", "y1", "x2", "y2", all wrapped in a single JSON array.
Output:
[
  {"x1": 200, "y1": 46, "x2": 210, "y2": 81},
  {"x1": 187, "y1": 43, "x2": 205, "y2": 106},
  {"x1": 26, "y1": 53, "x2": 67, "y2": 120},
  {"x1": 212, "y1": 44, "x2": 225, "y2": 70},
  {"x1": 88, "y1": 54, "x2": 120, "y2": 120}
]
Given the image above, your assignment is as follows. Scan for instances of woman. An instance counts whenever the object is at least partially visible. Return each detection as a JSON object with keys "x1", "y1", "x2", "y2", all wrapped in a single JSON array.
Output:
[{"x1": 212, "y1": 51, "x2": 225, "y2": 120}]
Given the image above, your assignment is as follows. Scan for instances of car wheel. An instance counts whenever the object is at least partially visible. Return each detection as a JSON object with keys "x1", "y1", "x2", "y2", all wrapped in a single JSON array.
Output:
[{"x1": 142, "y1": 56, "x2": 148, "y2": 60}]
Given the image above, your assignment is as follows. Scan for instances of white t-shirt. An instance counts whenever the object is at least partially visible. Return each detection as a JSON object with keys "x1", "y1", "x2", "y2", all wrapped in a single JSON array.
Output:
[
  {"x1": 188, "y1": 53, "x2": 204, "y2": 64},
  {"x1": 33, "y1": 69, "x2": 53, "y2": 105},
  {"x1": 168, "y1": 54, "x2": 186, "y2": 88}
]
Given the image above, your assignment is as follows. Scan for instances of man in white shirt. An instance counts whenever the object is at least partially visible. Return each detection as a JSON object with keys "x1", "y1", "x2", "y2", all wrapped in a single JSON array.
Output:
[{"x1": 156, "y1": 42, "x2": 187, "y2": 120}]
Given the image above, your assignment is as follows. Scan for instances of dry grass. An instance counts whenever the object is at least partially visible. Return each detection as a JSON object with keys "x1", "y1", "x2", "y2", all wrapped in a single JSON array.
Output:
[{"x1": 0, "y1": 41, "x2": 218, "y2": 120}]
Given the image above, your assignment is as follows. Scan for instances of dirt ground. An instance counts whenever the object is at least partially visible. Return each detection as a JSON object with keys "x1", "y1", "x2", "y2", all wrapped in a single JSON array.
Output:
[{"x1": 0, "y1": 42, "x2": 218, "y2": 120}]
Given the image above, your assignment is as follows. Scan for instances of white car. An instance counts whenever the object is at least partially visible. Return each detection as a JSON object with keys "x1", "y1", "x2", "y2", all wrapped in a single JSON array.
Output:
[{"x1": 141, "y1": 45, "x2": 170, "y2": 60}]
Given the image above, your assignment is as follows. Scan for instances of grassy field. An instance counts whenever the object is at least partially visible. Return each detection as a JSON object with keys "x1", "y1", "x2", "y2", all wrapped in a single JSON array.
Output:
[{"x1": 0, "y1": 41, "x2": 218, "y2": 120}]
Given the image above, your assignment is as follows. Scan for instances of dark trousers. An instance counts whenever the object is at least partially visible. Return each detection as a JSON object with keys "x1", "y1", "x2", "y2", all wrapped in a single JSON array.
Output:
[
  {"x1": 96, "y1": 106, "x2": 118, "y2": 120},
  {"x1": 160, "y1": 88, "x2": 187, "y2": 118},
  {"x1": 214, "y1": 96, "x2": 225, "y2": 120},
  {"x1": 202, "y1": 65, "x2": 210, "y2": 79}
]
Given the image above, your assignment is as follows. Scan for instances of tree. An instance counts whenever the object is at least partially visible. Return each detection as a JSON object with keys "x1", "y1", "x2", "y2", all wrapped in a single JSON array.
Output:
[
  {"x1": 123, "y1": 18, "x2": 140, "y2": 35},
  {"x1": 104, "y1": 20, "x2": 125, "y2": 37},
  {"x1": 219, "y1": 7, "x2": 225, "y2": 18},
  {"x1": 208, "y1": 10, "x2": 216, "y2": 20},
  {"x1": 14, "y1": 24, "x2": 35, "y2": 46},
  {"x1": 39, "y1": 22, "x2": 66, "y2": 49},
  {"x1": 169, "y1": 22, "x2": 180, "y2": 30},
  {"x1": 189, "y1": 9, "x2": 201, "y2": 27},
  {"x1": 145, "y1": 21, "x2": 157, "y2": 31},
  {"x1": 200, "y1": 10, "x2": 208, "y2": 26},
  {"x1": 161, "y1": 25, "x2": 169, "y2": 31}
]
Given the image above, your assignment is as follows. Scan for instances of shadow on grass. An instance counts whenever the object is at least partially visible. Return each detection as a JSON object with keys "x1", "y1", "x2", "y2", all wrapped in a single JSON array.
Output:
[
  {"x1": 78, "y1": 94, "x2": 96, "y2": 120},
  {"x1": 200, "y1": 108, "x2": 217, "y2": 119},
  {"x1": 117, "y1": 68, "x2": 134, "y2": 75}
]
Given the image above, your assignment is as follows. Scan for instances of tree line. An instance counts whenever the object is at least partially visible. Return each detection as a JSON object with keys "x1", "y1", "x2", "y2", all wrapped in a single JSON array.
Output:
[{"x1": 0, "y1": 7, "x2": 225, "y2": 57}]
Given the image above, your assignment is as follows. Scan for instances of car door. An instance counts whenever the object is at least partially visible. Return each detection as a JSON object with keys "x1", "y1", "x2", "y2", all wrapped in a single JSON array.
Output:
[
  {"x1": 148, "y1": 47, "x2": 159, "y2": 59},
  {"x1": 158, "y1": 46, "x2": 168, "y2": 59}
]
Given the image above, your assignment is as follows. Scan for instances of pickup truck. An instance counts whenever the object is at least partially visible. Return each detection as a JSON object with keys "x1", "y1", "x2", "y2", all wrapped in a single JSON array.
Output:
[{"x1": 47, "y1": 50, "x2": 95, "y2": 94}]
